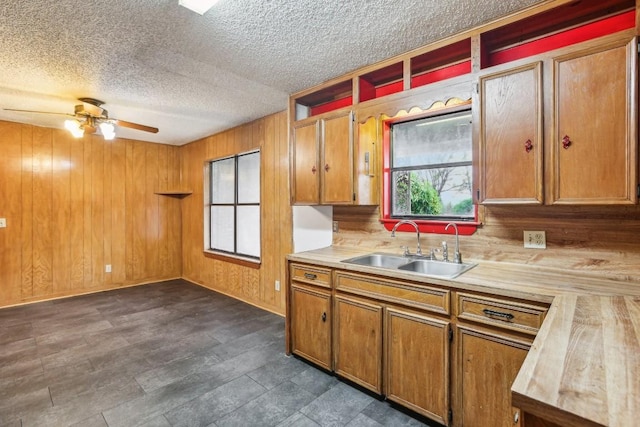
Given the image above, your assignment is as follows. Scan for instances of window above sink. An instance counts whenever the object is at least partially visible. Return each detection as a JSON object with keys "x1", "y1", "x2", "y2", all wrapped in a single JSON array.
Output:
[{"x1": 381, "y1": 101, "x2": 479, "y2": 236}]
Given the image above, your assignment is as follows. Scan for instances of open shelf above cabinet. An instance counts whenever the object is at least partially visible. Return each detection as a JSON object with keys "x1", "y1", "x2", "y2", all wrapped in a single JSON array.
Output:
[
  {"x1": 358, "y1": 62, "x2": 404, "y2": 103},
  {"x1": 290, "y1": 0, "x2": 636, "y2": 124},
  {"x1": 294, "y1": 79, "x2": 353, "y2": 121},
  {"x1": 410, "y1": 38, "x2": 471, "y2": 88},
  {"x1": 480, "y1": 0, "x2": 635, "y2": 68}
]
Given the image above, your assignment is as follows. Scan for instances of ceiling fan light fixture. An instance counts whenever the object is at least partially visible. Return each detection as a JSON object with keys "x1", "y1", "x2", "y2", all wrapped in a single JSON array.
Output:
[
  {"x1": 99, "y1": 121, "x2": 116, "y2": 140},
  {"x1": 179, "y1": 0, "x2": 220, "y2": 15},
  {"x1": 64, "y1": 119, "x2": 84, "y2": 138}
]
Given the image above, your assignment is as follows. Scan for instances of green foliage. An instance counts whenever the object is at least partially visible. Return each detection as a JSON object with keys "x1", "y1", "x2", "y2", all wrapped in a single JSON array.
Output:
[
  {"x1": 409, "y1": 172, "x2": 442, "y2": 215},
  {"x1": 452, "y1": 198, "x2": 473, "y2": 215}
]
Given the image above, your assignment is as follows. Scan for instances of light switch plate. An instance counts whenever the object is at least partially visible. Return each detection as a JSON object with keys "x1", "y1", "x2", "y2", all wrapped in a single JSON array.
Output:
[
  {"x1": 0, "y1": 218, "x2": 6, "y2": 228},
  {"x1": 524, "y1": 231, "x2": 546, "y2": 249}
]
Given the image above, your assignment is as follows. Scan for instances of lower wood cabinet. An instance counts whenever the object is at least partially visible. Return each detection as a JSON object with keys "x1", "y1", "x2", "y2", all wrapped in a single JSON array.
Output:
[
  {"x1": 386, "y1": 307, "x2": 450, "y2": 424},
  {"x1": 455, "y1": 325, "x2": 531, "y2": 427},
  {"x1": 287, "y1": 262, "x2": 549, "y2": 427},
  {"x1": 334, "y1": 294, "x2": 383, "y2": 393},
  {"x1": 290, "y1": 283, "x2": 332, "y2": 371}
]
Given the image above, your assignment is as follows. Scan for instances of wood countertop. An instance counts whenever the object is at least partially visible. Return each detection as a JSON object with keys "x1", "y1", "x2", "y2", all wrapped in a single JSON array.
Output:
[
  {"x1": 286, "y1": 246, "x2": 640, "y2": 301},
  {"x1": 512, "y1": 295, "x2": 640, "y2": 427},
  {"x1": 287, "y1": 246, "x2": 640, "y2": 427}
]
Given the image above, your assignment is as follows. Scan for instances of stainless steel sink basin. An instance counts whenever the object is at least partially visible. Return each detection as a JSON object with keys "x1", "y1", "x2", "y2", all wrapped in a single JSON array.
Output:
[
  {"x1": 341, "y1": 253, "x2": 476, "y2": 279},
  {"x1": 341, "y1": 253, "x2": 411, "y2": 269},
  {"x1": 397, "y1": 259, "x2": 476, "y2": 279}
]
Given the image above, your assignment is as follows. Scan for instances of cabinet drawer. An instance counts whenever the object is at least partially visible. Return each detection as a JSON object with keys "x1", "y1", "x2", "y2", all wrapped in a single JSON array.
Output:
[
  {"x1": 290, "y1": 263, "x2": 331, "y2": 289},
  {"x1": 334, "y1": 271, "x2": 449, "y2": 315},
  {"x1": 456, "y1": 292, "x2": 548, "y2": 335}
]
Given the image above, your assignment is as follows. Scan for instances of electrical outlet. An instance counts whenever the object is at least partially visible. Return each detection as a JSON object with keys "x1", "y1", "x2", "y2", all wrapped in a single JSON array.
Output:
[
  {"x1": 524, "y1": 231, "x2": 546, "y2": 249},
  {"x1": 0, "y1": 218, "x2": 6, "y2": 228},
  {"x1": 275, "y1": 280, "x2": 280, "y2": 291},
  {"x1": 332, "y1": 221, "x2": 339, "y2": 232},
  {"x1": 105, "y1": 264, "x2": 112, "y2": 273}
]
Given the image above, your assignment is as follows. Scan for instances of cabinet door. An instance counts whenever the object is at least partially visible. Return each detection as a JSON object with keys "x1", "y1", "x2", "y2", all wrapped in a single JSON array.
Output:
[
  {"x1": 290, "y1": 284, "x2": 331, "y2": 370},
  {"x1": 334, "y1": 294, "x2": 383, "y2": 393},
  {"x1": 292, "y1": 121, "x2": 319, "y2": 204},
  {"x1": 385, "y1": 307, "x2": 450, "y2": 425},
  {"x1": 478, "y1": 62, "x2": 543, "y2": 204},
  {"x1": 550, "y1": 37, "x2": 637, "y2": 204},
  {"x1": 456, "y1": 326, "x2": 530, "y2": 427},
  {"x1": 354, "y1": 115, "x2": 379, "y2": 205},
  {"x1": 321, "y1": 111, "x2": 354, "y2": 204}
]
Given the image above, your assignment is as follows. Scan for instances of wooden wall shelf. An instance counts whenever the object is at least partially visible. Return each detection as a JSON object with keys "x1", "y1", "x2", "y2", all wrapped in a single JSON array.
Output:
[{"x1": 154, "y1": 190, "x2": 193, "y2": 197}]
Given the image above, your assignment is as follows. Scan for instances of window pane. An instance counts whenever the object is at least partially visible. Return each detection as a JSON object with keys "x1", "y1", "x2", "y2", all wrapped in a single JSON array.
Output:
[
  {"x1": 392, "y1": 166, "x2": 473, "y2": 218},
  {"x1": 210, "y1": 206, "x2": 235, "y2": 252},
  {"x1": 238, "y1": 152, "x2": 260, "y2": 204},
  {"x1": 211, "y1": 158, "x2": 235, "y2": 204},
  {"x1": 236, "y1": 206, "x2": 260, "y2": 257},
  {"x1": 392, "y1": 110, "x2": 472, "y2": 168}
]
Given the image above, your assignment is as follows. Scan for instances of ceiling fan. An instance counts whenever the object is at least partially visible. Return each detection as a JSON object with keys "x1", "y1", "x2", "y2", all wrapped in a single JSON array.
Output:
[{"x1": 4, "y1": 97, "x2": 159, "y2": 140}]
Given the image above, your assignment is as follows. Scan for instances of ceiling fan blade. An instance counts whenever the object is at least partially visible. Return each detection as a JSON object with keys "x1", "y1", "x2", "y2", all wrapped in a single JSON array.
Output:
[
  {"x1": 114, "y1": 119, "x2": 159, "y2": 134},
  {"x1": 4, "y1": 108, "x2": 74, "y2": 117}
]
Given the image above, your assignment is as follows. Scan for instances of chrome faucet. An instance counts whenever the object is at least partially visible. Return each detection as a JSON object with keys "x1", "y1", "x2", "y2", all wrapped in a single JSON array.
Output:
[
  {"x1": 391, "y1": 220, "x2": 422, "y2": 256},
  {"x1": 445, "y1": 222, "x2": 462, "y2": 263}
]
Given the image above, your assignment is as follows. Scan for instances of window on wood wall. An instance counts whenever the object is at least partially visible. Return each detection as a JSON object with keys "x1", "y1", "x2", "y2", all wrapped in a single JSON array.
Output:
[{"x1": 207, "y1": 150, "x2": 261, "y2": 261}]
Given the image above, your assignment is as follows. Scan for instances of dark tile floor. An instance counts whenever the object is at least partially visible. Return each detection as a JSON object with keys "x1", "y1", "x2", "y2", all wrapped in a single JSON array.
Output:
[{"x1": 0, "y1": 280, "x2": 436, "y2": 427}]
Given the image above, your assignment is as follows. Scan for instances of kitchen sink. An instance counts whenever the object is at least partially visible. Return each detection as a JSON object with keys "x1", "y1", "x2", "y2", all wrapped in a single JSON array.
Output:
[
  {"x1": 341, "y1": 253, "x2": 476, "y2": 279},
  {"x1": 397, "y1": 259, "x2": 476, "y2": 279},
  {"x1": 341, "y1": 253, "x2": 411, "y2": 269}
]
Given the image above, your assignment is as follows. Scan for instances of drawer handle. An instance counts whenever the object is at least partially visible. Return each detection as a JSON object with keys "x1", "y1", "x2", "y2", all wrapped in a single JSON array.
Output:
[
  {"x1": 304, "y1": 273, "x2": 317, "y2": 280},
  {"x1": 483, "y1": 308, "x2": 514, "y2": 322},
  {"x1": 321, "y1": 312, "x2": 327, "y2": 322}
]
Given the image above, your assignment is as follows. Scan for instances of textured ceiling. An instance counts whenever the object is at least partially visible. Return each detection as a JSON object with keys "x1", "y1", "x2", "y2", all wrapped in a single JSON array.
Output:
[{"x1": 0, "y1": 0, "x2": 543, "y2": 145}]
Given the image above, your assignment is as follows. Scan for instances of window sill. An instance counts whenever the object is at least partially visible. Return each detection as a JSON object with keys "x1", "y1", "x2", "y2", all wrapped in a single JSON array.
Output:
[
  {"x1": 203, "y1": 250, "x2": 261, "y2": 268},
  {"x1": 380, "y1": 218, "x2": 480, "y2": 236}
]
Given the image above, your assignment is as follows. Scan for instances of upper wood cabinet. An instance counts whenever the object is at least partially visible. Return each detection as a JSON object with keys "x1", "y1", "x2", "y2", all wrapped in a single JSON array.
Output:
[
  {"x1": 478, "y1": 35, "x2": 638, "y2": 206},
  {"x1": 478, "y1": 62, "x2": 543, "y2": 204},
  {"x1": 354, "y1": 116, "x2": 379, "y2": 206},
  {"x1": 291, "y1": 110, "x2": 354, "y2": 205},
  {"x1": 549, "y1": 37, "x2": 638, "y2": 204}
]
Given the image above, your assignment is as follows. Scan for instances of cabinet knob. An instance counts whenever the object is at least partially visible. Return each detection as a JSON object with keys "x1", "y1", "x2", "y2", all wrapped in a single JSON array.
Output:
[
  {"x1": 324, "y1": 163, "x2": 330, "y2": 172},
  {"x1": 524, "y1": 139, "x2": 533, "y2": 153},
  {"x1": 562, "y1": 135, "x2": 572, "y2": 149},
  {"x1": 513, "y1": 410, "x2": 520, "y2": 424},
  {"x1": 311, "y1": 165, "x2": 317, "y2": 174},
  {"x1": 321, "y1": 312, "x2": 327, "y2": 322}
]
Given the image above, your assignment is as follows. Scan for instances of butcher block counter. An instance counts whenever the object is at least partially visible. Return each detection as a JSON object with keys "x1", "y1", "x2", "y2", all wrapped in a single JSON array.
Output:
[{"x1": 286, "y1": 246, "x2": 640, "y2": 427}]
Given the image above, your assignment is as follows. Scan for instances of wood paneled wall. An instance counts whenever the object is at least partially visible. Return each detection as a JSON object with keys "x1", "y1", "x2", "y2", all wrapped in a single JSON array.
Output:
[
  {"x1": 333, "y1": 205, "x2": 640, "y2": 284},
  {"x1": 0, "y1": 120, "x2": 182, "y2": 308},
  {"x1": 180, "y1": 111, "x2": 291, "y2": 314}
]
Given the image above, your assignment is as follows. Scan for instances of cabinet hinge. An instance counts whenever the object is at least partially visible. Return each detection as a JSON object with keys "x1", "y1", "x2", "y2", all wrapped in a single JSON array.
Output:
[
  {"x1": 449, "y1": 409, "x2": 453, "y2": 424},
  {"x1": 476, "y1": 189, "x2": 480, "y2": 201},
  {"x1": 353, "y1": 193, "x2": 356, "y2": 201},
  {"x1": 448, "y1": 325, "x2": 453, "y2": 343},
  {"x1": 637, "y1": 184, "x2": 640, "y2": 198}
]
